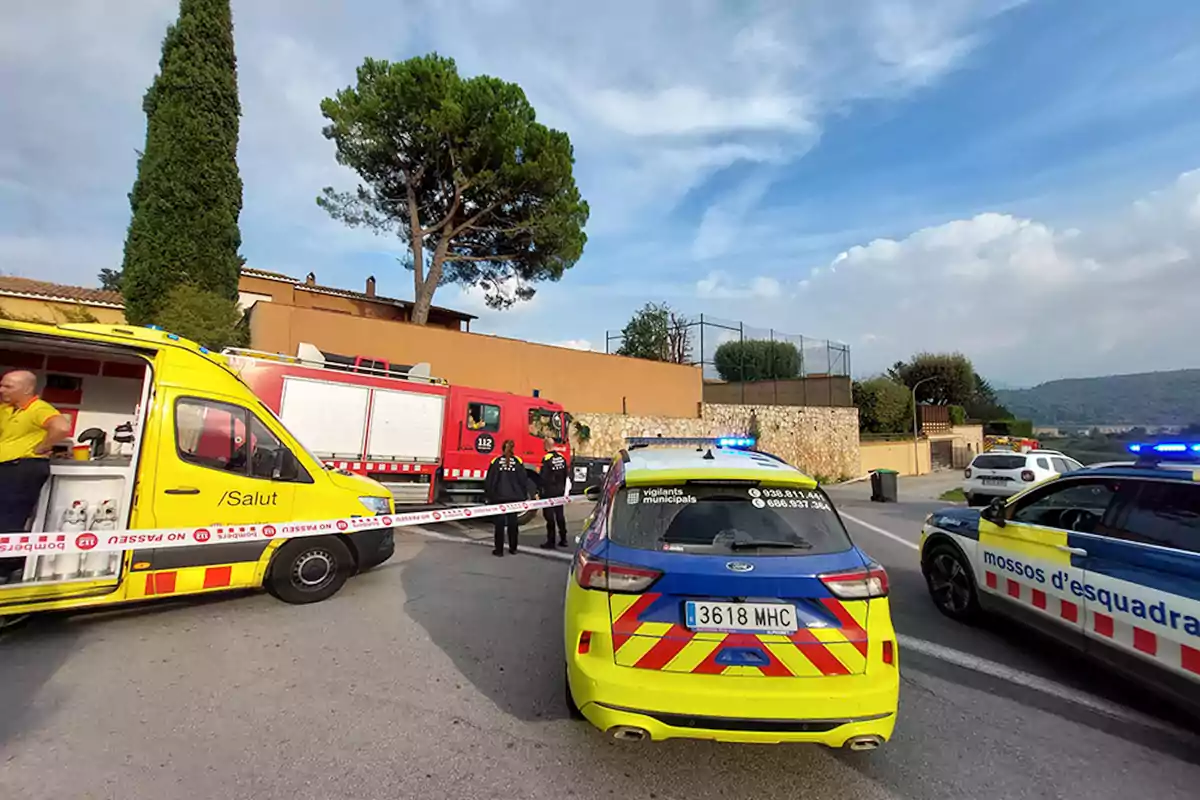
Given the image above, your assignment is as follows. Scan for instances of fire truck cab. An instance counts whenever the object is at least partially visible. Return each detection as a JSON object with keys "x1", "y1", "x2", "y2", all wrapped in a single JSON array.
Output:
[{"x1": 225, "y1": 345, "x2": 571, "y2": 511}]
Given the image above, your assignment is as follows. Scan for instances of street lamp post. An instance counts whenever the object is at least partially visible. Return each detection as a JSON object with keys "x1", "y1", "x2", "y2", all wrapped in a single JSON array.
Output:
[{"x1": 912, "y1": 376, "x2": 935, "y2": 475}]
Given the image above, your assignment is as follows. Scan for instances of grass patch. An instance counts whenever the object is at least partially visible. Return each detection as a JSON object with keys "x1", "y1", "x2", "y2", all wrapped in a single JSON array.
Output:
[{"x1": 939, "y1": 487, "x2": 967, "y2": 502}]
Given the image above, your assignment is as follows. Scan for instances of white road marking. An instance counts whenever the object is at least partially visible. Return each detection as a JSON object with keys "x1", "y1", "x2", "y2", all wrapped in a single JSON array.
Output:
[
  {"x1": 840, "y1": 512, "x2": 920, "y2": 551},
  {"x1": 899, "y1": 634, "x2": 1194, "y2": 737},
  {"x1": 408, "y1": 526, "x2": 573, "y2": 561}
]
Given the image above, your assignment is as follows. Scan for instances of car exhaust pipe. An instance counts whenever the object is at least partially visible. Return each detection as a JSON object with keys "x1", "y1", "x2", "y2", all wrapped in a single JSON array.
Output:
[
  {"x1": 844, "y1": 735, "x2": 883, "y2": 751},
  {"x1": 609, "y1": 726, "x2": 649, "y2": 742}
]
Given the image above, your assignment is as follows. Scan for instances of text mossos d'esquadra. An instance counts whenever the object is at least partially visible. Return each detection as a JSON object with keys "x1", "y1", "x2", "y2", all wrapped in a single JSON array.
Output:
[{"x1": 983, "y1": 551, "x2": 1200, "y2": 637}]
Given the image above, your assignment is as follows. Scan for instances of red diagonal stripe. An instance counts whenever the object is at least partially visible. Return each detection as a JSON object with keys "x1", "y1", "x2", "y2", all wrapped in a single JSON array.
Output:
[
  {"x1": 789, "y1": 628, "x2": 851, "y2": 676},
  {"x1": 1133, "y1": 627, "x2": 1157, "y2": 656},
  {"x1": 1006, "y1": 579, "x2": 1020, "y2": 598},
  {"x1": 820, "y1": 598, "x2": 869, "y2": 656},
  {"x1": 691, "y1": 637, "x2": 729, "y2": 674},
  {"x1": 611, "y1": 593, "x2": 659, "y2": 651},
  {"x1": 634, "y1": 625, "x2": 695, "y2": 670},
  {"x1": 1094, "y1": 612, "x2": 1114, "y2": 638},
  {"x1": 985, "y1": 571, "x2": 997, "y2": 589},
  {"x1": 1031, "y1": 589, "x2": 1047, "y2": 610},
  {"x1": 1061, "y1": 600, "x2": 1078, "y2": 623}
]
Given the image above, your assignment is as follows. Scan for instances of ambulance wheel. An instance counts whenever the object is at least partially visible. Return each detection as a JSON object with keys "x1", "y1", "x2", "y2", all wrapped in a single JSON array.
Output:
[
  {"x1": 266, "y1": 537, "x2": 353, "y2": 605},
  {"x1": 923, "y1": 541, "x2": 980, "y2": 622}
]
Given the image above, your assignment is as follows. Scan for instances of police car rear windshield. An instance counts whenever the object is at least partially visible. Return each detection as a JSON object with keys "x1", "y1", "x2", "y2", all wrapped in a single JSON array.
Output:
[
  {"x1": 973, "y1": 454, "x2": 1026, "y2": 470},
  {"x1": 610, "y1": 484, "x2": 852, "y2": 556}
]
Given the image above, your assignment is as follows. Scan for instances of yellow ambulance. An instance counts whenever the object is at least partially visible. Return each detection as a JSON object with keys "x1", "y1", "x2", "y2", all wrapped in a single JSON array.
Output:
[{"x1": 0, "y1": 321, "x2": 395, "y2": 622}]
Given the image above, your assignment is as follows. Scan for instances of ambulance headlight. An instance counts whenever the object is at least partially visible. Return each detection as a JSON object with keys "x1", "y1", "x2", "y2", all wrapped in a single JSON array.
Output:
[{"x1": 359, "y1": 496, "x2": 391, "y2": 515}]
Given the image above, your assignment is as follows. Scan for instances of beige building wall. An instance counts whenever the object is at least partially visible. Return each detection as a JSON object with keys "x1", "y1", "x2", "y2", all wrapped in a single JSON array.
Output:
[
  {"x1": 860, "y1": 439, "x2": 932, "y2": 477},
  {"x1": 0, "y1": 296, "x2": 126, "y2": 325},
  {"x1": 247, "y1": 302, "x2": 703, "y2": 417},
  {"x1": 572, "y1": 404, "x2": 861, "y2": 481}
]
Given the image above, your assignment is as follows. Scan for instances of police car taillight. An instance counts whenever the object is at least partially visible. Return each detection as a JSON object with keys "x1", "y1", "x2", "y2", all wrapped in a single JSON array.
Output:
[
  {"x1": 819, "y1": 564, "x2": 889, "y2": 599},
  {"x1": 574, "y1": 551, "x2": 661, "y2": 593}
]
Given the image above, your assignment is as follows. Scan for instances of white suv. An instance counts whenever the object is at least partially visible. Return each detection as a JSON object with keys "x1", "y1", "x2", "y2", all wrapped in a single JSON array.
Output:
[{"x1": 962, "y1": 449, "x2": 1085, "y2": 506}]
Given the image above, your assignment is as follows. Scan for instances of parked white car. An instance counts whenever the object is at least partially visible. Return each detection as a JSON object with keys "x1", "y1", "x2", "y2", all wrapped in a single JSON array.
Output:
[{"x1": 962, "y1": 449, "x2": 1085, "y2": 506}]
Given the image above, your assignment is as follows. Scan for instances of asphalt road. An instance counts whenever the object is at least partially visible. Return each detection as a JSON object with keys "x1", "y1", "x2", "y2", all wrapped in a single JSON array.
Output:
[{"x1": 2, "y1": 495, "x2": 1199, "y2": 800}]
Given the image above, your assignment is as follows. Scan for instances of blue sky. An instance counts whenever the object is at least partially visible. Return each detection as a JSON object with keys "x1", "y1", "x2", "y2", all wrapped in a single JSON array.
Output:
[{"x1": 3, "y1": 0, "x2": 1200, "y2": 387}]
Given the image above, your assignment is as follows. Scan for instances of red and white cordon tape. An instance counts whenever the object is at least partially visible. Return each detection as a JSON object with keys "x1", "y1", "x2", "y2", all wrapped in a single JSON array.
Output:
[{"x1": 0, "y1": 496, "x2": 578, "y2": 557}]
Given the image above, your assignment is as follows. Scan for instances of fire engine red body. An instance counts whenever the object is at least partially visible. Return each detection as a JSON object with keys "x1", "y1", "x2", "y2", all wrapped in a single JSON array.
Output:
[{"x1": 225, "y1": 346, "x2": 570, "y2": 507}]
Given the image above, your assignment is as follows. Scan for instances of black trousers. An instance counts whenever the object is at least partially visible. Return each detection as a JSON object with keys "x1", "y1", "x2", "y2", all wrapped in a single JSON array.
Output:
[
  {"x1": 493, "y1": 512, "x2": 519, "y2": 553},
  {"x1": 0, "y1": 458, "x2": 50, "y2": 577},
  {"x1": 544, "y1": 505, "x2": 567, "y2": 544}
]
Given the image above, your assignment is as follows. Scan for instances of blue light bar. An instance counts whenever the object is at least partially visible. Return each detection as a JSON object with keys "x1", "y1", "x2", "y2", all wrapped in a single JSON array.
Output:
[
  {"x1": 625, "y1": 436, "x2": 757, "y2": 450},
  {"x1": 1127, "y1": 442, "x2": 1200, "y2": 454}
]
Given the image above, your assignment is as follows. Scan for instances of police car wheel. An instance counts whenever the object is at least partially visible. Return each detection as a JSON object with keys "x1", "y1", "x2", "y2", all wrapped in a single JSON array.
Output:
[
  {"x1": 564, "y1": 667, "x2": 584, "y2": 720},
  {"x1": 923, "y1": 542, "x2": 980, "y2": 622},
  {"x1": 267, "y1": 537, "x2": 353, "y2": 605}
]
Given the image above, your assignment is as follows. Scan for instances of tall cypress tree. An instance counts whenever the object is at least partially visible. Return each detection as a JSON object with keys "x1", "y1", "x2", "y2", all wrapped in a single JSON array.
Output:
[{"x1": 121, "y1": 0, "x2": 243, "y2": 326}]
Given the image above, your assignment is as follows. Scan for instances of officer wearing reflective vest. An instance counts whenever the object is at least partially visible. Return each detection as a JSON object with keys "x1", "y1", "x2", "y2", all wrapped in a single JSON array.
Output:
[
  {"x1": 1, "y1": 370, "x2": 70, "y2": 581},
  {"x1": 539, "y1": 437, "x2": 569, "y2": 549},
  {"x1": 484, "y1": 439, "x2": 532, "y2": 557}
]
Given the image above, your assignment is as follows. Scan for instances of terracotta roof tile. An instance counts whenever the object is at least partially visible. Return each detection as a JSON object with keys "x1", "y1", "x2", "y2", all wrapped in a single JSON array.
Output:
[
  {"x1": 241, "y1": 267, "x2": 299, "y2": 282},
  {"x1": 0, "y1": 276, "x2": 124, "y2": 307}
]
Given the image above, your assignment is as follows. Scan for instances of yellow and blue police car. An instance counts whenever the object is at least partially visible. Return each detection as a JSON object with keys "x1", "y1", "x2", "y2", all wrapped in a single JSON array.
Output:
[
  {"x1": 563, "y1": 437, "x2": 899, "y2": 749},
  {"x1": 920, "y1": 441, "x2": 1200, "y2": 718}
]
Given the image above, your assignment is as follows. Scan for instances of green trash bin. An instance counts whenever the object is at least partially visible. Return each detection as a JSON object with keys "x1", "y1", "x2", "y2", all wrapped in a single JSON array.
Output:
[{"x1": 870, "y1": 469, "x2": 899, "y2": 503}]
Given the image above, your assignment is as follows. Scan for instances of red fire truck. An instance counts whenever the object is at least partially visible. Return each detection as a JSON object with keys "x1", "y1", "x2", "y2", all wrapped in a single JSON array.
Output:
[{"x1": 224, "y1": 345, "x2": 571, "y2": 515}]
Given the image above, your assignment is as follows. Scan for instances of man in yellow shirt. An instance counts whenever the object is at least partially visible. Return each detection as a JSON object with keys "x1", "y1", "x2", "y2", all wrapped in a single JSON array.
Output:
[{"x1": 1, "y1": 370, "x2": 70, "y2": 537}]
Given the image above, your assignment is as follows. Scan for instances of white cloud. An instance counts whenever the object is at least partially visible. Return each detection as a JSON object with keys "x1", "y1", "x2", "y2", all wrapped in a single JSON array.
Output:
[
  {"x1": 696, "y1": 271, "x2": 783, "y2": 300},
  {"x1": 798, "y1": 168, "x2": 1200, "y2": 382},
  {"x1": 552, "y1": 339, "x2": 595, "y2": 351}
]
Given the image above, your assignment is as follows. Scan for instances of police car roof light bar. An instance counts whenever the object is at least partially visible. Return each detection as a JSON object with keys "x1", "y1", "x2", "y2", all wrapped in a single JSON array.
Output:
[
  {"x1": 624, "y1": 436, "x2": 757, "y2": 450},
  {"x1": 1127, "y1": 441, "x2": 1200, "y2": 467}
]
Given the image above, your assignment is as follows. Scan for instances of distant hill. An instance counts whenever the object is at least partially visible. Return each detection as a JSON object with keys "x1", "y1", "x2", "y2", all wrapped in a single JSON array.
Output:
[{"x1": 996, "y1": 369, "x2": 1200, "y2": 426}]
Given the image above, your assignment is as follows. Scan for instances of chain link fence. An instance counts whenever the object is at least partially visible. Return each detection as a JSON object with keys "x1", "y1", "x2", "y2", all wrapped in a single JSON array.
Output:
[{"x1": 605, "y1": 314, "x2": 852, "y2": 407}]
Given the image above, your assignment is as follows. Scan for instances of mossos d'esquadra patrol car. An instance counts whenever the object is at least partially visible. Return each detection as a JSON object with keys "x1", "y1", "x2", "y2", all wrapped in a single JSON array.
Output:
[
  {"x1": 563, "y1": 437, "x2": 899, "y2": 750},
  {"x1": 920, "y1": 442, "x2": 1200, "y2": 717}
]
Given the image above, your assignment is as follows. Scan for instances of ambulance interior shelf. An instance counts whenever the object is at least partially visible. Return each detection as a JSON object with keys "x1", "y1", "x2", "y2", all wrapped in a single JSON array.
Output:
[{"x1": 0, "y1": 343, "x2": 151, "y2": 587}]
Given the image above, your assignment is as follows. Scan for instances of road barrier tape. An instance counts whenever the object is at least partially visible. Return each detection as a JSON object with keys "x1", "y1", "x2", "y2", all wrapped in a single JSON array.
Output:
[{"x1": 0, "y1": 496, "x2": 579, "y2": 557}]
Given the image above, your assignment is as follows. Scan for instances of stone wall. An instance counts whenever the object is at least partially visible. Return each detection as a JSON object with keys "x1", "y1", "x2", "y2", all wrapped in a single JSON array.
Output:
[{"x1": 571, "y1": 403, "x2": 860, "y2": 481}]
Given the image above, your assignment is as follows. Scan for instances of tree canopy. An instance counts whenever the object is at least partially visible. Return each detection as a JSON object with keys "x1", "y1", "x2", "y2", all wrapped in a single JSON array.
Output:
[
  {"x1": 98, "y1": 268, "x2": 123, "y2": 292},
  {"x1": 853, "y1": 377, "x2": 912, "y2": 434},
  {"x1": 887, "y1": 353, "x2": 977, "y2": 406},
  {"x1": 120, "y1": 0, "x2": 244, "y2": 326},
  {"x1": 713, "y1": 339, "x2": 801, "y2": 382},
  {"x1": 615, "y1": 302, "x2": 692, "y2": 363},
  {"x1": 318, "y1": 53, "x2": 589, "y2": 324},
  {"x1": 154, "y1": 283, "x2": 247, "y2": 351}
]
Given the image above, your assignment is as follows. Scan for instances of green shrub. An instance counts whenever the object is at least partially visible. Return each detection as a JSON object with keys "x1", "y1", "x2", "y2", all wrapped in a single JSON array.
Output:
[{"x1": 714, "y1": 339, "x2": 801, "y2": 382}]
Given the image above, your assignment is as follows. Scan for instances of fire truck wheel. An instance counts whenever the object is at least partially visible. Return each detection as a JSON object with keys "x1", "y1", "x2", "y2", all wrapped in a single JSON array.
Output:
[{"x1": 266, "y1": 537, "x2": 353, "y2": 604}]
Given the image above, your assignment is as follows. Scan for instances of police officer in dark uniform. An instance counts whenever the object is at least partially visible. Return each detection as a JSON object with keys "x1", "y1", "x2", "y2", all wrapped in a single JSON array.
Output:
[
  {"x1": 484, "y1": 439, "x2": 531, "y2": 556},
  {"x1": 539, "y1": 436, "x2": 569, "y2": 549}
]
